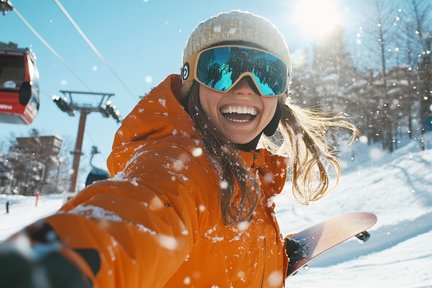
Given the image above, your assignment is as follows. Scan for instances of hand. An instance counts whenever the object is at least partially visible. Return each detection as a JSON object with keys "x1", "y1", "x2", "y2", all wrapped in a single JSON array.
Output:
[
  {"x1": 285, "y1": 237, "x2": 306, "y2": 276},
  {"x1": 0, "y1": 236, "x2": 92, "y2": 288}
]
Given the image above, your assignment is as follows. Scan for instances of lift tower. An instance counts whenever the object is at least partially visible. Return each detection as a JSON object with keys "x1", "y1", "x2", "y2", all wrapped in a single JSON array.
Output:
[
  {"x1": 0, "y1": 0, "x2": 13, "y2": 15},
  {"x1": 52, "y1": 90, "x2": 121, "y2": 193}
]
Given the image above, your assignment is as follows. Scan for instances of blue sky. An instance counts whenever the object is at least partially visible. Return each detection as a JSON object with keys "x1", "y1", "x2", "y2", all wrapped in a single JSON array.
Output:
[{"x1": 0, "y1": 0, "x2": 365, "y2": 188}]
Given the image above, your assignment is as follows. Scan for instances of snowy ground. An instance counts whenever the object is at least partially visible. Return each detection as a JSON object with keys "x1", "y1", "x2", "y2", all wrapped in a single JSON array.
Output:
[
  {"x1": 0, "y1": 194, "x2": 64, "y2": 240},
  {"x1": 0, "y1": 135, "x2": 431, "y2": 287},
  {"x1": 278, "y1": 134, "x2": 432, "y2": 287}
]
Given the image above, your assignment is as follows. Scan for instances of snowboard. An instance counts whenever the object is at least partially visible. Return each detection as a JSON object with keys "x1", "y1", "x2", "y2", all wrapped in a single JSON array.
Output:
[{"x1": 286, "y1": 211, "x2": 377, "y2": 277}]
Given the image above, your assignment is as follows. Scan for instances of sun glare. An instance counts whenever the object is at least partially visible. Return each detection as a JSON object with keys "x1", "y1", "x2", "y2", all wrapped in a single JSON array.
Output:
[{"x1": 292, "y1": 0, "x2": 343, "y2": 40}]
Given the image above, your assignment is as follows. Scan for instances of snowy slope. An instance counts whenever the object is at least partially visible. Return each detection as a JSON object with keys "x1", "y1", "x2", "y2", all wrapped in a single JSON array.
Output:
[
  {"x1": 0, "y1": 194, "x2": 64, "y2": 240},
  {"x1": 276, "y1": 135, "x2": 432, "y2": 287},
  {"x1": 0, "y1": 135, "x2": 431, "y2": 287}
]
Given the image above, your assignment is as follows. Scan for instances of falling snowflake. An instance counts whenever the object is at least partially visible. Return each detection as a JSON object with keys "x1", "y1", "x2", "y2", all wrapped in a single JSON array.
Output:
[
  {"x1": 192, "y1": 147, "x2": 203, "y2": 157},
  {"x1": 183, "y1": 276, "x2": 191, "y2": 285},
  {"x1": 237, "y1": 221, "x2": 250, "y2": 231},
  {"x1": 267, "y1": 271, "x2": 283, "y2": 287},
  {"x1": 219, "y1": 180, "x2": 228, "y2": 189},
  {"x1": 158, "y1": 235, "x2": 178, "y2": 250}
]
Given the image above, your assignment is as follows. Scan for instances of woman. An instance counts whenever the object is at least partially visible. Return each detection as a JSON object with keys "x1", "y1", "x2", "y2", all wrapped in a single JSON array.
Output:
[{"x1": 0, "y1": 11, "x2": 355, "y2": 288}]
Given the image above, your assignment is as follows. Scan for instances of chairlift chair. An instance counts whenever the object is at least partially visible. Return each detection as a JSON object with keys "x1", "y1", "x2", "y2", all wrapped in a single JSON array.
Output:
[{"x1": 85, "y1": 145, "x2": 109, "y2": 186}]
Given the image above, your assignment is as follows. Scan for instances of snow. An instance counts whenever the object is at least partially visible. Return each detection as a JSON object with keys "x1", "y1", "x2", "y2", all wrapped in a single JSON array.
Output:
[
  {"x1": 276, "y1": 133, "x2": 432, "y2": 287},
  {"x1": 0, "y1": 134, "x2": 431, "y2": 286},
  {"x1": 68, "y1": 204, "x2": 123, "y2": 222},
  {"x1": 0, "y1": 194, "x2": 64, "y2": 240}
]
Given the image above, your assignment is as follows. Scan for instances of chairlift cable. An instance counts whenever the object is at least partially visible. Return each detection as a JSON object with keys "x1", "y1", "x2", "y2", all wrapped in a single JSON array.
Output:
[
  {"x1": 53, "y1": 0, "x2": 138, "y2": 104},
  {"x1": 12, "y1": 7, "x2": 93, "y2": 91},
  {"x1": 7, "y1": 3, "x2": 111, "y2": 176}
]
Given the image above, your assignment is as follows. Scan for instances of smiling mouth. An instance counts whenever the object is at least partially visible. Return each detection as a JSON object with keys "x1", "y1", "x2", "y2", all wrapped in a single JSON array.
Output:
[{"x1": 220, "y1": 106, "x2": 258, "y2": 123}]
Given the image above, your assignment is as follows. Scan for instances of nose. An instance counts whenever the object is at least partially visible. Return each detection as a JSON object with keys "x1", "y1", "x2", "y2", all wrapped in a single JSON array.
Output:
[{"x1": 231, "y1": 76, "x2": 260, "y2": 95}]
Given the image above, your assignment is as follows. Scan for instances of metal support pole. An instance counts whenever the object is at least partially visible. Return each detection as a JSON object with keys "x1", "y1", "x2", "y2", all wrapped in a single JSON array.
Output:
[
  {"x1": 53, "y1": 90, "x2": 120, "y2": 193},
  {"x1": 69, "y1": 110, "x2": 88, "y2": 192}
]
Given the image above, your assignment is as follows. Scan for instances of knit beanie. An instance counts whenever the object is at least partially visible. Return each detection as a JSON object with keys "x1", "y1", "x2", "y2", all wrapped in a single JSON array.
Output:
[{"x1": 181, "y1": 10, "x2": 292, "y2": 97}]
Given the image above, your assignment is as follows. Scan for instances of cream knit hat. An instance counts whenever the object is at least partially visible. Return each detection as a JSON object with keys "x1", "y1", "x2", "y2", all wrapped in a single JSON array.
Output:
[{"x1": 181, "y1": 10, "x2": 292, "y2": 97}]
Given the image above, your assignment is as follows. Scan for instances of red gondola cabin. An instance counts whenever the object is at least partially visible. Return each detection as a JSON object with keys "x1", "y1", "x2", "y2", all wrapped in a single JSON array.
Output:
[{"x1": 0, "y1": 42, "x2": 40, "y2": 125}]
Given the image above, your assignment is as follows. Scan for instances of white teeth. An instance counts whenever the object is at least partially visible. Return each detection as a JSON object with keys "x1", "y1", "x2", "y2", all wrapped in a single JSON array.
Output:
[{"x1": 221, "y1": 106, "x2": 257, "y2": 115}]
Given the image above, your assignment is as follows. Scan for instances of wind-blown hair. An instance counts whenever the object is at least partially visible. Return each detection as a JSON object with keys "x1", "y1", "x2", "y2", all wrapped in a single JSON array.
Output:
[
  {"x1": 262, "y1": 101, "x2": 358, "y2": 204},
  {"x1": 186, "y1": 81, "x2": 357, "y2": 225}
]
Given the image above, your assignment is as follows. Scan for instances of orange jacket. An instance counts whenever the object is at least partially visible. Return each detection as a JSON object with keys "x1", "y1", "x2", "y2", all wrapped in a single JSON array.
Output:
[{"x1": 35, "y1": 74, "x2": 289, "y2": 287}]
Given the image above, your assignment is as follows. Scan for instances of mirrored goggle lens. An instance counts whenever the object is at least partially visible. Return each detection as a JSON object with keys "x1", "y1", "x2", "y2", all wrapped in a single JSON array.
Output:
[{"x1": 196, "y1": 46, "x2": 287, "y2": 96}]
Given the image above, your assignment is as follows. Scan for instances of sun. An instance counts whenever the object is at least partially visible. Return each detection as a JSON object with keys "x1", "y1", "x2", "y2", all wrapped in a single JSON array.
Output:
[{"x1": 292, "y1": 0, "x2": 343, "y2": 40}]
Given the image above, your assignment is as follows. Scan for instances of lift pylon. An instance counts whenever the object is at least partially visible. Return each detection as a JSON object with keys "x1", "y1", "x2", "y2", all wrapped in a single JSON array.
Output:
[{"x1": 52, "y1": 90, "x2": 121, "y2": 193}]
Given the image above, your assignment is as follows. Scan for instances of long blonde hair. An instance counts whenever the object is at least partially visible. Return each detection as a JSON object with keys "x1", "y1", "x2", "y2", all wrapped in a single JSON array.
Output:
[
  {"x1": 186, "y1": 81, "x2": 357, "y2": 224},
  {"x1": 261, "y1": 100, "x2": 357, "y2": 204}
]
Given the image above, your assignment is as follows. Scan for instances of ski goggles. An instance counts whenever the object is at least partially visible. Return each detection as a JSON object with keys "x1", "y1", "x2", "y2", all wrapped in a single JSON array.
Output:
[{"x1": 182, "y1": 45, "x2": 289, "y2": 97}]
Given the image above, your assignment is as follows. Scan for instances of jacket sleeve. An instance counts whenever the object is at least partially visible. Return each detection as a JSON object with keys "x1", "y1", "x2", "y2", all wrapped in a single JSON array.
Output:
[{"x1": 22, "y1": 140, "x2": 205, "y2": 288}]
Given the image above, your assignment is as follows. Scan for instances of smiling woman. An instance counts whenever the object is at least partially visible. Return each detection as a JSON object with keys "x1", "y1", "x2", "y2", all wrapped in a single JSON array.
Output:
[
  {"x1": 292, "y1": 0, "x2": 343, "y2": 39},
  {"x1": 0, "y1": 10, "x2": 357, "y2": 288}
]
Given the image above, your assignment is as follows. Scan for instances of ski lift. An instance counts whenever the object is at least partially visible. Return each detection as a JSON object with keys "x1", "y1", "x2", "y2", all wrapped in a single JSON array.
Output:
[
  {"x1": 0, "y1": 42, "x2": 40, "y2": 125},
  {"x1": 85, "y1": 145, "x2": 109, "y2": 186}
]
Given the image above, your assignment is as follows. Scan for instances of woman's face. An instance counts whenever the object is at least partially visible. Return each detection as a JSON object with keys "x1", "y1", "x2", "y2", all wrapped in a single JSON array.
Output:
[{"x1": 199, "y1": 78, "x2": 278, "y2": 144}]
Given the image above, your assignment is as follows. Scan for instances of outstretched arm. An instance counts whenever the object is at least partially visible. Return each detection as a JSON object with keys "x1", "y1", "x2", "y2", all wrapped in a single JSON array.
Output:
[{"x1": 0, "y1": 141, "x2": 202, "y2": 288}]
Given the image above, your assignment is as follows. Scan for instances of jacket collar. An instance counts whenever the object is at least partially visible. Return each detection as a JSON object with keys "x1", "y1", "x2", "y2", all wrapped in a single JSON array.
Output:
[{"x1": 111, "y1": 74, "x2": 199, "y2": 147}]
